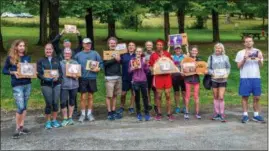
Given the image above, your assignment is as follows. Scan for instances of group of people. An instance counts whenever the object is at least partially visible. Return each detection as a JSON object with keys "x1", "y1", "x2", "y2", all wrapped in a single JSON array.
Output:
[{"x1": 2, "y1": 28, "x2": 265, "y2": 139}]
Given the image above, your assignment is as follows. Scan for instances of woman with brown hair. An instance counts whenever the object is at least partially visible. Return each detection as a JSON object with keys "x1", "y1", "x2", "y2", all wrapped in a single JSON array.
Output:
[{"x1": 2, "y1": 40, "x2": 32, "y2": 139}]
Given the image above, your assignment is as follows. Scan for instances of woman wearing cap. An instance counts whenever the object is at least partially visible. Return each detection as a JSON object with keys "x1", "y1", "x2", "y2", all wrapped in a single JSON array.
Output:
[
  {"x1": 171, "y1": 45, "x2": 186, "y2": 114},
  {"x1": 37, "y1": 43, "x2": 63, "y2": 129},
  {"x1": 59, "y1": 48, "x2": 80, "y2": 126},
  {"x1": 149, "y1": 39, "x2": 175, "y2": 121},
  {"x1": 207, "y1": 43, "x2": 231, "y2": 122},
  {"x1": 2, "y1": 40, "x2": 32, "y2": 138}
]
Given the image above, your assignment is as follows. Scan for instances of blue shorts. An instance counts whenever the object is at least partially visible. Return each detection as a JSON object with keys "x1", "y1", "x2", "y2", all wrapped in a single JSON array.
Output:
[
  {"x1": 239, "y1": 78, "x2": 261, "y2": 97},
  {"x1": 122, "y1": 80, "x2": 132, "y2": 91},
  {"x1": 12, "y1": 84, "x2": 31, "y2": 114}
]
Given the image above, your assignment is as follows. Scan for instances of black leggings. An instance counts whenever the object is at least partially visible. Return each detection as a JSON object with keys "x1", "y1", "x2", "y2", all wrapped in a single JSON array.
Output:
[
  {"x1": 41, "y1": 85, "x2": 61, "y2": 114},
  {"x1": 60, "y1": 88, "x2": 78, "y2": 109},
  {"x1": 132, "y1": 82, "x2": 149, "y2": 114}
]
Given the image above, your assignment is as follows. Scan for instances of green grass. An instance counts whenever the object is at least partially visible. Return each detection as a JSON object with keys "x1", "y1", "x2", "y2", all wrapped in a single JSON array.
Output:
[{"x1": 1, "y1": 17, "x2": 268, "y2": 111}]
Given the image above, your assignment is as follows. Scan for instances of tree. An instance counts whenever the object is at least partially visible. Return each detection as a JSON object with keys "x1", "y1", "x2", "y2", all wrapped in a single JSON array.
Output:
[
  {"x1": 212, "y1": 9, "x2": 220, "y2": 42},
  {"x1": 85, "y1": 7, "x2": 95, "y2": 49},
  {"x1": 37, "y1": 0, "x2": 48, "y2": 45},
  {"x1": 48, "y1": 0, "x2": 59, "y2": 41},
  {"x1": 173, "y1": 0, "x2": 189, "y2": 33}
]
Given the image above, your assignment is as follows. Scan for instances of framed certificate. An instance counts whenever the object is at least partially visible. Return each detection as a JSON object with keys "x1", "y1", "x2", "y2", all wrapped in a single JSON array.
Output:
[
  {"x1": 212, "y1": 69, "x2": 228, "y2": 79},
  {"x1": 66, "y1": 64, "x2": 81, "y2": 77},
  {"x1": 86, "y1": 60, "x2": 99, "y2": 71},
  {"x1": 44, "y1": 70, "x2": 59, "y2": 78},
  {"x1": 64, "y1": 25, "x2": 77, "y2": 33},
  {"x1": 168, "y1": 33, "x2": 188, "y2": 46},
  {"x1": 17, "y1": 63, "x2": 37, "y2": 78},
  {"x1": 131, "y1": 58, "x2": 141, "y2": 69},
  {"x1": 115, "y1": 43, "x2": 127, "y2": 52}
]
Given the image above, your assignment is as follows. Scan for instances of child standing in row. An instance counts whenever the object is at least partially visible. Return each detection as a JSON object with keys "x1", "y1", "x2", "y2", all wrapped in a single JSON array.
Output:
[{"x1": 129, "y1": 47, "x2": 151, "y2": 121}]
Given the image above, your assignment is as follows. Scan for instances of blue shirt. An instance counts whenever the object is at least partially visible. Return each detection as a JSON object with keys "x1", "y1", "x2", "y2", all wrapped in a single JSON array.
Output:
[
  {"x1": 2, "y1": 56, "x2": 31, "y2": 87},
  {"x1": 74, "y1": 50, "x2": 103, "y2": 79},
  {"x1": 172, "y1": 54, "x2": 184, "y2": 69},
  {"x1": 121, "y1": 53, "x2": 136, "y2": 81}
]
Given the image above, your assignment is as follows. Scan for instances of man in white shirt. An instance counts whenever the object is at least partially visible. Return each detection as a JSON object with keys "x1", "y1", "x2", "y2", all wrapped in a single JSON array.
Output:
[{"x1": 235, "y1": 36, "x2": 265, "y2": 123}]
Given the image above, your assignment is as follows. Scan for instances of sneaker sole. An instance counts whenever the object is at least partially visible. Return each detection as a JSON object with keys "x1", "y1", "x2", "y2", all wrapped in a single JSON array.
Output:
[
  {"x1": 242, "y1": 119, "x2": 249, "y2": 123},
  {"x1": 252, "y1": 118, "x2": 266, "y2": 123},
  {"x1": 12, "y1": 136, "x2": 20, "y2": 139},
  {"x1": 19, "y1": 131, "x2": 31, "y2": 135}
]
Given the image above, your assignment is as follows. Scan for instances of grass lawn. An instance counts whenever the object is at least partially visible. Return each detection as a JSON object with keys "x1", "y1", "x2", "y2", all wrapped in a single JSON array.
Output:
[{"x1": 1, "y1": 16, "x2": 268, "y2": 112}]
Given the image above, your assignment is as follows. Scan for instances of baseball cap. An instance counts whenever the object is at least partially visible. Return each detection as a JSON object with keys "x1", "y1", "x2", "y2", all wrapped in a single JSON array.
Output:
[
  {"x1": 174, "y1": 44, "x2": 182, "y2": 49},
  {"x1": 83, "y1": 38, "x2": 92, "y2": 44},
  {"x1": 64, "y1": 39, "x2": 70, "y2": 43}
]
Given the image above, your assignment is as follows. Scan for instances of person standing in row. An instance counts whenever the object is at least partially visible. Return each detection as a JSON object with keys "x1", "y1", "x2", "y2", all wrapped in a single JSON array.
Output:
[
  {"x1": 104, "y1": 37, "x2": 123, "y2": 120},
  {"x1": 129, "y1": 47, "x2": 151, "y2": 121},
  {"x1": 117, "y1": 42, "x2": 136, "y2": 115},
  {"x1": 149, "y1": 39, "x2": 175, "y2": 121},
  {"x1": 37, "y1": 43, "x2": 63, "y2": 129},
  {"x1": 235, "y1": 36, "x2": 265, "y2": 123},
  {"x1": 2, "y1": 40, "x2": 32, "y2": 138},
  {"x1": 171, "y1": 45, "x2": 186, "y2": 114},
  {"x1": 208, "y1": 43, "x2": 231, "y2": 122},
  {"x1": 59, "y1": 48, "x2": 80, "y2": 126},
  {"x1": 144, "y1": 41, "x2": 155, "y2": 112},
  {"x1": 183, "y1": 46, "x2": 202, "y2": 120},
  {"x1": 74, "y1": 38, "x2": 103, "y2": 122}
]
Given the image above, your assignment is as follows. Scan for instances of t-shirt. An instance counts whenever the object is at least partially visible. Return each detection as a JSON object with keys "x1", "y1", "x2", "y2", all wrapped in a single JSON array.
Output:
[{"x1": 235, "y1": 48, "x2": 263, "y2": 79}]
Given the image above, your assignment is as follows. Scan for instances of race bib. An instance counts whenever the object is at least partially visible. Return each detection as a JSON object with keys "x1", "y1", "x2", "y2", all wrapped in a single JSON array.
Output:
[{"x1": 159, "y1": 62, "x2": 171, "y2": 71}]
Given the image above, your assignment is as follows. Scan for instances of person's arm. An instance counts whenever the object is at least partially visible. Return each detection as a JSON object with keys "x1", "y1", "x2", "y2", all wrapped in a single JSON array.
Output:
[
  {"x1": 2, "y1": 57, "x2": 12, "y2": 75},
  {"x1": 257, "y1": 50, "x2": 264, "y2": 67},
  {"x1": 225, "y1": 56, "x2": 231, "y2": 75},
  {"x1": 236, "y1": 51, "x2": 247, "y2": 69}
]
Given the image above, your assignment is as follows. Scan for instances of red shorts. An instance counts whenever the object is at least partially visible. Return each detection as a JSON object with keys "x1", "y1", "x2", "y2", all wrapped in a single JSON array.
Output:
[{"x1": 153, "y1": 74, "x2": 172, "y2": 89}]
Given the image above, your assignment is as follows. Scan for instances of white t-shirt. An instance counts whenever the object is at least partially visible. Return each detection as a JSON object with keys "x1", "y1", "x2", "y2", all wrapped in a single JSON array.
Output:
[{"x1": 235, "y1": 48, "x2": 263, "y2": 78}]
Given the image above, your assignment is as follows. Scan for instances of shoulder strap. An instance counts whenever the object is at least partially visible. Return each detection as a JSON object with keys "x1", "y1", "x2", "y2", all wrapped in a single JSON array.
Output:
[{"x1": 210, "y1": 55, "x2": 213, "y2": 70}]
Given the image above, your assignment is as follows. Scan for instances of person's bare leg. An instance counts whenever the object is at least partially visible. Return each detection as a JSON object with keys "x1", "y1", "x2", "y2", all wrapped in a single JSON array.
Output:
[
  {"x1": 130, "y1": 91, "x2": 135, "y2": 108},
  {"x1": 156, "y1": 89, "x2": 162, "y2": 114},
  {"x1": 253, "y1": 96, "x2": 260, "y2": 112},
  {"x1": 61, "y1": 107, "x2": 68, "y2": 119},
  {"x1": 194, "y1": 84, "x2": 200, "y2": 114},
  {"x1": 16, "y1": 113, "x2": 23, "y2": 129},
  {"x1": 88, "y1": 93, "x2": 93, "y2": 110},
  {"x1": 120, "y1": 91, "x2": 127, "y2": 108},
  {"x1": 68, "y1": 105, "x2": 74, "y2": 118},
  {"x1": 165, "y1": 88, "x2": 171, "y2": 115},
  {"x1": 212, "y1": 88, "x2": 219, "y2": 115},
  {"x1": 242, "y1": 96, "x2": 249, "y2": 113},
  {"x1": 218, "y1": 87, "x2": 226, "y2": 115},
  {"x1": 80, "y1": 93, "x2": 87, "y2": 111},
  {"x1": 52, "y1": 112, "x2": 57, "y2": 120},
  {"x1": 20, "y1": 110, "x2": 27, "y2": 127},
  {"x1": 181, "y1": 91, "x2": 186, "y2": 106},
  {"x1": 112, "y1": 95, "x2": 117, "y2": 111},
  {"x1": 106, "y1": 97, "x2": 112, "y2": 112}
]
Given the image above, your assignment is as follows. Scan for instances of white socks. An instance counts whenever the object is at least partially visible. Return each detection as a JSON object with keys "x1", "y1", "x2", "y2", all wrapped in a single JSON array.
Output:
[
  {"x1": 254, "y1": 112, "x2": 259, "y2": 117},
  {"x1": 243, "y1": 112, "x2": 259, "y2": 116},
  {"x1": 81, "y1": 110, "x2": 86, "y2": 116},
  {"x1": 88, "y1": 109, "x2": 92, "y2": 115}
]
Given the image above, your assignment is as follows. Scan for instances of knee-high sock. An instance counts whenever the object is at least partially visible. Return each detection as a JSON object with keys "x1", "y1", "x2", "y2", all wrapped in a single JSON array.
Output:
[
  {"x1": 214, "y1": 99, "x2": 220, "y2": 114},
  {"x1": 219, "y1": 99, "x2": 225, "y2": 115}
]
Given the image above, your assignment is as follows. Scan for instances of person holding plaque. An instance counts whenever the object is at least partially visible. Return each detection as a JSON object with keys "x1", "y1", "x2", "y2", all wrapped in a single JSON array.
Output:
[
  {"x1": 117, "y1": 42, "x2": 136, "y2": 115},
  {"x1": 2, "y1": 40, "x2": 32, "y2": 139},
  {"x1": 59, "y1": 48, "x2": 80, "y2": 126},
  {"x1": 74, "y1": 38, "x2": 103, "y2": 123},
  {"x1": 235, "y1": 36, "x2": 265, "y2": 123},
  {"x1": 207, "y1": 43, "x2": 231, "y2": 122},
  {"x1": 37, "y1": 43, "x2": 63, "y2": 129},
  {"x1": 182, "y1": 46, "x2": 202, "y2": 120},
  {"x1": 104, "y1": 37, "x2": 123, "y2": 121},
  {"x1": 128, "y1": 47, "x2": 150, "y2": 121},
  {"x1": 149, "y1": 39, "x2": 175, "y2": 121}
]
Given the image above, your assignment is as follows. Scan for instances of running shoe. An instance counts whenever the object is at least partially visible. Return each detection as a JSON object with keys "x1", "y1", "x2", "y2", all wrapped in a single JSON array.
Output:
[
  {"x1": 87, "y1": 114, "x2": 95, "y2": 121},
  {"x1": 19, "y1": 127, "x2": 31, "y2": 135},
  {"x1": 184, "y1": 113, "x2": 189, "y2": 120},
  {"x1": 116, "y1": 107, "x2": 124, "y2": 114},
  {"x1": 211, "y1": 114, "x2": 220, "y2": 120},
  {"x1": 195, "y1": 114, "x2": 202, "y2": 119},
  {"x1": 154, "y1": 114, "x2": 162, "y2": 121},
  {"x1": 175, "y1": 107, "x2": 180, "y2": 114},
  {"x1": 12, "y1": 129, "x2": 20, "y2": 139},
  {"x1": 253, "y1": 115, "x2": 265, "y2": 122},
  {"x1": 68, "y1": 118, "x2": 74, "y2": 125},
  {"x1": 78, "y1": 115, "x2": 86, "y2": 122},
  {"x1": 145, "y1": 114, "x2": 151, "y2": 121},
  {"x1": 61, "y1": 119, "x2": 69, "y2": 127},
  {"x1": 137, "y1": 113, "x2": 143, "y2": 121},
  {"x1": 219, "y1": 115, "x2": 227, "y2": 122},
  {"x1": 168, "y1": 114, "x2": 176, "y2": 121},
  {"x1": 241, "y1": 115, "x2": 249, "y2": 123},
  {"x1": 51, "y1": 120, "x2": 61, "y2": 128},
  {"x1": 181, "y1": 107, "x2": 186, "y2": 114},
  {"x1": 45, "y1": 121, "x2": 52, "y2": 129},
  {"x1": 128, "y1": 108, "x2": 135, "y2": 114}
]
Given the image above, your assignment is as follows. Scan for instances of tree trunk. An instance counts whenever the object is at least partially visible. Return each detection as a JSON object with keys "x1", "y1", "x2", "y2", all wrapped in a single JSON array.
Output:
[
  {"x1": 262, "y1": 16, "x2": 265, "y2": 30},
  {"x1": 164, "y1": 10, "x2": 170, "y2": 42},
  {"x1": 105, "y1": 14, "x2": 120, "y2": 40},
  {"x1": 135, "y1": 15, "x2": 138, "y2": 32},
  {"x1": 244, "y1": 13, "x2": 248, "y2": 19},
  {"x1": 48, "y1": 0, "x2": 59, "y2": 41},
  {"x1": 85, "y1": 7, "x2": 95, "y2": 50},
  {"x1": 212, "y1": 9, "x2": 220, "y2": 42},
  {"x1": 0, "y1": 19, "x2": 4, "y2": 52},
  {"x1": 238, "y1": 14, "x2": 241, "y2": 19},
  {"x1": 249, "y1": 13, "x2": 254, "y2": 19},
  {"x1": 37, "y1": 0, "x2": 48, "y2": 45},
  {"x1": 196, "y1": 16, "x2": 204, "y2": 29},
  {"x1": 177, "y1": 9, "x2": 185, "y2": 33}
]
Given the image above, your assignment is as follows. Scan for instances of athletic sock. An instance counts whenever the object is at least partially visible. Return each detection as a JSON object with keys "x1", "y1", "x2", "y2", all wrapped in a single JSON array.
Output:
[
  {"x1": 214, "y1": 99, "x2": 220, "y2": 114},
  {"x1": 243, "y1": 112, "x2": 248, "y2": 116},
  {"x1": 87, "y1": 109, "x2": 92, "y2": 115},
  {"x1": 81, "y1": 110, "x2": 86, "y2": 116},
  {"x1": 219, "y1": 99, "x2": 225, "y2": 115},
  {"x1": 254, "y1": 112, "x2": 259, "y2": 117}
]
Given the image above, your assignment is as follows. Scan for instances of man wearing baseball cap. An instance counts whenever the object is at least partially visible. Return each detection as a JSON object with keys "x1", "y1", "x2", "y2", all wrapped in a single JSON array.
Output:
[{"x1": 74, "y1": 37, "x2": 103, "y2": 123}]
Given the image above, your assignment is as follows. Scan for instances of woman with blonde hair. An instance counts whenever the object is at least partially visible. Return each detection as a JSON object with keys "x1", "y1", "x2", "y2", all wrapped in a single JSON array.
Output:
[
  {"x1": 2, "y1": 40, "x2": 32, "y2": 138},
  {"x1": 37, "y1": 43, "x2": 63, "y2": 129},
  {"x1": 207, "y1": 43, "x2": 231, "y2": 122}
]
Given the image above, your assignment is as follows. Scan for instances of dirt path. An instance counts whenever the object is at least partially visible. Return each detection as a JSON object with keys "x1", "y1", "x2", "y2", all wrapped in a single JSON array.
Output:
[{"x1": 1, "y1": 106, "x2": 268, "y2": 150}]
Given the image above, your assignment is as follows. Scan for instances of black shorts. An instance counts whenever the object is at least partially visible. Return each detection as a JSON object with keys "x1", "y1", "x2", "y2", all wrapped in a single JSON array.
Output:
[
  {"x1": 122, "y1": 80, "x2": 132, "y2": 91},
  {"x1": 172, "y1": 75, "x2": 186, "y2": 92},
  {"x1": 79, "y1": 79, "x2": 97, "y2": 93},
  {"x1": 211, "y1": 81, "x2": 227, "y2": 88},
  {"x1": 146, "y1": 74, "x2": 156, "y2": 91}
]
